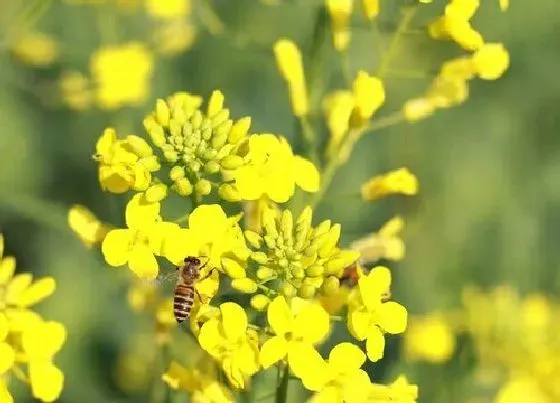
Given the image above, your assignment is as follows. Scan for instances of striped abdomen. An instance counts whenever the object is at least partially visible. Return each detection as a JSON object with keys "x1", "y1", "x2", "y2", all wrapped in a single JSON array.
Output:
[{"x1": 173, "y1": 283, "x2": 194, "y2": 323}]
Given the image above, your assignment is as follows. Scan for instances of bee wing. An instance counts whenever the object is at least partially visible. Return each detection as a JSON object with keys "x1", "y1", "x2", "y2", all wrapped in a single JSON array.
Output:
[{"x1": 138, "y1": 272, "x2": 177, "y2": 287}]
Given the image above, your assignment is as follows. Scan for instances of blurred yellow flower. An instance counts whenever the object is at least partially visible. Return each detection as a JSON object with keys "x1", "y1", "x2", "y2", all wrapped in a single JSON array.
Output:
[
  {"x1": 153, "y1": 21, "x2": 197, "y2": 56},
  {"x1": 59, "y1": 70, "x2": 92, "y2": 110},
  {"x1": 0, "y1": 315, "x2": 15, "y2": 400},
  {"x1": 351, "y1": 71, "x2": 386, "y2": 127},
  {"x1": 499, "y1": 0, "x2": 509, "y2": 11},
  {"x1": 68, "y1": 204, "x2": 110, "y2": 248},
  {"x1": 302, "y1": 343, "x2": 371, "y2": 403},
  {"x1": 429, "y1": 0, "x2": 484, "y2": 51},
  {"x1": 10, "y1": 32, "x2": 59, "y2": 67},
  {"x1": 362, "y1": 0, "x2": 379, "y2": 20},
  {"x1": 369, "y1": 375, "x2": 418, "y2": 402},
  {"x1": 90, "y1": 42, "x2": 153, "y2": 109},
  {"x1": 347, "y1": 266, "x2": 407, "y2": 362},
  {"x1": 163, "y1": 360, "x2": 235, "y2": 402},
  {"x1": 101, "y1": 194, "x2": 178, "y2": 279},
  {"x1": 273, "y1": 39, "x2": 309, "y2": 116},
  {"x1": 260, "y1": 297, "x2": 330, "y2": 371},
  {"x1": 495, "y1": 376, "x2": 550, "y2": 403},
  {"x1": 323, "y1": 91, "x2": 355, "y2": 157},
  {"x1": 361, "y1": 167, "x2": 419, "y2": 201},
  {"x1": 472, "y1": 43, "x2": 510, "y2": 80},
  {"x1": 198, "y1": 303, "x2": 260, "y2": 389},
  {"x1": 350, "y1": 216, "x2": 405, "y2": 263},
  {"x1": 21, "y1": 320, "x2": 66, "y2": 402},
  {"x1": 404, "y1": 314, "x2": 455, "y2": 363},
  {"x1": 326, "y1": 0, "x2": 353, "y2": 51},
  {"x1": 232, "y1": 134, "x2": 320, "y2": 203},
  {"x1": 162, "y1": 204, "x2": 249, "y2": 277},
  {"x1": 145, "y1": 0, "x2": 191, "y2": 19}
]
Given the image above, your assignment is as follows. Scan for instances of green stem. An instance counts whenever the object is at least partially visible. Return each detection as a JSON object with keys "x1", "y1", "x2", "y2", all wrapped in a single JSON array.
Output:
[
  {"x1": 150, "y1": 342, "x2": 171, "y2": 403},
  {"x1": 198, "y1": 0, "x2": 225, "y2": 35},
  {"x1": 275, "y1": 364, "x2": 290, "y2": 403}
]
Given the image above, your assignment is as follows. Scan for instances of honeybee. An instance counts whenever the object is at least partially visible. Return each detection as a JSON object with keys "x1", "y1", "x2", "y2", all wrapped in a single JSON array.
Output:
[
  {"x1": 340, "y1": 263, "x2": 391, "y2": 301},
  {"x1": 173, "y1": 256, "x2": 208, "y2": 323}
]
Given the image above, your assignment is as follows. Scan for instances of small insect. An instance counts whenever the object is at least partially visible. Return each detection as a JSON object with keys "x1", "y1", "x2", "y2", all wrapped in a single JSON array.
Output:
[
  {"x1": 173, "y1": 256, "x2": 208, "y2": 323},
  {"x1": 340, "y1": 263, "x2": 391, "y2": 301}
]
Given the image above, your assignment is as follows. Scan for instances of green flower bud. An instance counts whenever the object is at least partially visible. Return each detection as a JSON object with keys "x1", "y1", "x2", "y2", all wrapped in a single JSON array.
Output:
[
  {"x1": 291, "y1": 267, "x2": 305, "y2": 278},
  {"x1": 264, "y1": 235, "x2": 276, "y2": 249},
  {"x1": 204, "y1": 161, "x2": 221, "y2": 174},
  {"x1": 191, "y1": 110, "x2": 203, "y2": 130},
  {"x1": 169, "y1": 165, "x2": 185, "y2": 181},
  {"x1": 221, "y1": 257, "x2": 246, "y2": 278},
  {"x1": 256, "y1": 266, "x2": 275, "y2": 280},
  {"x1": 250, "y1": 294, "x2": 270, "y2": 311},
  {"x1": 173, "y1": 178, "x2": 193, "y2": 196},
  {"x1": 163, "y1": 150, "x2": 178, "y2": 162},
  {"x1": 231, "y1": 278, "x2": 258, "y2": 294},
  {"x1": 322, "y1": 276, "x2": 340, "y2": 296},
  {"x1": 305, "y1": 264, "x2": 324, "y2": 277},
  {"x1": 313, "y1": 220, "x2": 332, "y2": 238},
  {"x1": 139, "y1": 155, "x2": 160, "y2": 172},
  {"x1": 211, "y1": 109, "x2": 230, "y2": 127},
  {"x1": 220, "y1": 155, "x2": 245, "y2": 170},
  {"x1": 298, "y1": 285, "x2": 316, "y2": 298},
  {"x1": 218, "y1": 184, "x2": 241, "y2": 202},
  {"x1": 195, "y1": 179, "x2": 212, "y2": 196},
  {"x1": 156, "y1": 99, "x2": 170, "y2": 126},
  {"x1": 319, "y1": 224, "x2": 341, "y2": 258},
  {"x1": 207, "y1": 90, "x2": 224, "y2": 118},
  {"x1": 144, "y1": 183, "x2": 168, "y2": 203},
  {"x1": 303, "y1": 276, "x2": 323, "y2": 287},
  {"x1": 244, "y1": 230, "x2": 262, "y2": 249},
  {"x1": 148, "y1": 124, "x2": 166, "y2": 147},
  {"x1": 280, "y1": 210, "x2": 293, "y2": 238},
  {"x1": 126, "y1": 135, "x2": 153, "y2": 157},
  {"x1": 251, "y1": 252, "x2": 268, "y2": 265},
  {"x1": 228, "y1": 117, "x2": 251, "y2": 144},
  {"x1": 280, "y1": 283, "x2": 296, "y2": 298}
]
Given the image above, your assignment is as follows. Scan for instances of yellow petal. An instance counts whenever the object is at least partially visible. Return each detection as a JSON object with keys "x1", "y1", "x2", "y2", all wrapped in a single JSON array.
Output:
[
  {"x1": 267, "y1": 296, "x2": 294, "y2": 336},
  {"x1": 198, "y1": 319, "x2": 224, "y2": 359},
  {"x1": 125, "y1": 194, "x2": 160, "y2": 229},
  {"x1": 220, "y1": 303, "x2": 247, "y2": 340},
  {"x1": 161, "y1": 227, "x2": 200, "y2": 265},
  {"x1": 293, "y1": 303, "x2": 330, "y2": 344},
  {"x1": 347, "y1": 309, "x2": 370, "y2": 341},
  {"x1": 29, "y1": 361, "x2": 64, "y2": 402},
  {"x1": 287, "y1": 342, "x2": 328, "y2": 391},
  {"x1": 4, "y1": 308, "x2": 42, "y2": 332},
  {"x1": 0, "y1": 379, "x2": 14, "y2": 403},
  {"x1": 128, "y1": 244, "x2": 159, "y2": 280},
  {"x1": 234, "y1": 339, "x2": 260, "y2": 376},
  {"x1": 0, "y1": 256, "x2": 16, "y2": 285},
  {"x1": 5, "y1": 274, "x2": 32, "y2": 305},
  {"x1": 293, "y1": 156, "x2": 320, "y2": 193},
  {"x1": 0, "y1": 342, "x2": 15, "y2": 375},
  {"x1": 341, "y1": 369, "x2": 371, "y2": 402},
  {"x1": 327, "y1": 343, "x2": 365, "y2": 372},
  {"x1": 15, "y1": 277, "x2": 56, "y2": 307},
  {"x1": 188, "y1": 204, "x2": 229, "y2": 239},
  {"x1": 22, "y1": 321, "x2": 66, "y2": 359},
  {"x1": 96, "y1": 127, "x2": 117, "y2": 156},
  {"x1": 0, "y1": 313, "x2": 8, "y2": 340},
  {"x1": 310, "y1": 386, "x2": 342, "y2": 403},
  {"x1": 377, "y1": 302, "x2": 407, "y2": 334},
  {"x1": 101, "y1": 229, "x2": 133, "y2": 267},
  {"x1": 366, "y1": 326, "x2": 385, "y2": 362},
  {"x1": 260, "y1": 336, "x2": 289, "y2": 369},
  {"x1": 359, "y1": 266, "x2": 391, "y2": 311}
]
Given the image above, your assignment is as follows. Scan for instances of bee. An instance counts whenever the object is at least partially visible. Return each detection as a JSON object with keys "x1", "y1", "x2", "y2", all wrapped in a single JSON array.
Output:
[
  {"x1": 173, "y1": 256, "x2": 208, "y2": 323},
  {"x1": 340, "y1": 263, "x2": 391, "y2": 301}
]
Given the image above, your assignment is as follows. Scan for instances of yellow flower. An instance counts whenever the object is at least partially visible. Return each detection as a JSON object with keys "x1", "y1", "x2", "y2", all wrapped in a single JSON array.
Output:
[
  {"x1": 361, "y1": 168, "x2": 419, "y2": 201},
  {"x1": 326, "y1": 0, "x2": 353, "y2": 51},
  {"x1": 260, "y1": 297, "x2": 330, "y2": 372},
  {"x1": 232, "y1": 134, "x2": 320, "y2": 203},
  {"x1": 369, "y1": 375, "x2": 418, "y2": 402},
  {"x1": 68, "y1": 204, "x2": 110, "y2": 248},
  {"x1": 350, "y1": 216, "x2": 405, "y2": 262},
  {"x1": 102, "y1": 194, "x2": 178, "y2": 279},
  {"x1": 90, "y1": 42, "x2": 153, "y2": 109},
  {"x1": 301, "y1": 343, "x2": 371, "y2": 403},
  {"x1": 162, "y1": 204, "x2": 249, "y2": 278},
  {"x1": 351, "y1": 71, "x2": 385, "y2": 127},
  {"x1": 428, "y1": 0, "x2": 484, "y2": 51},
  {"x1": 152, "y1": 20, "x2": 197, "y2": 56},
  {"x1": 0, "y1": 313, "x2": 15, "y2": 379},
  {"x1": 162, "y1": 360, "x2": 235, "y2": 402},
  {"x1": 145, "y1": 0, "x2": 191, "y2": 19},
  {"x1": 323, "y1": 91, "x2": 355, "y2": 158},
  {"x1": 472, "y1": 43, "x2": 510, "y2": 80},
  {"x1": 59, "y1": 70, "x2": 92, "y2": 110},
  {"x1": 404, "y1": 314, "x2": 455, "y2": 363},
  {"x1": 347, "y1": 267, "x2": 407, "y2": 362},
  {"x1": 362, "y1": 0, "x2": 379, "y2": 20},
  {"x1": 94, "y1": 127, "x2": 159, "y2": 194},
  {"x1": 10, "y1": 32, "x2": 59, "y2": 67},
  {"x1": 273, "y1": 39, "x2": 309, "y2": 116},
  {"x1": 198, "y1": 303, "x2": 260, "y2": 389},
  {"x1": 21, "y1": 319, "x2": 66, "y2": 402},
  {"x1": 498, "y1": 0, "x2": 509, "y2": 11},
  {"x1": 495, "y1": 376, "x2": 550, "y2": 403},
  {"x1": 245, "y1": 206, "x2": 360, "y2": 299}
]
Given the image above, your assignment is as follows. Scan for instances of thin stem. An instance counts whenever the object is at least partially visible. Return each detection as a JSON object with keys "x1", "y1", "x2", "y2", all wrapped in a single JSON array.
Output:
[
  {"x1": 275, "y1": 364, "x2": 290, "y2": 403},
  {"x1": 150, "y1": 342, "x2": 171, "y2": 403},
  {"x1": 298, "y1": 115, "x2": 318, "y2": 164},
  {"x1": 198, "y1": 0, "x2": 225, "y2": 35}
]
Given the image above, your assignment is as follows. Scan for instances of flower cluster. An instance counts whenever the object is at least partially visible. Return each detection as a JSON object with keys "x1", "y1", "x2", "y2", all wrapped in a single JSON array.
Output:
[{"x1": 0, "y1": 234, "x2": 66, "y2": 402}]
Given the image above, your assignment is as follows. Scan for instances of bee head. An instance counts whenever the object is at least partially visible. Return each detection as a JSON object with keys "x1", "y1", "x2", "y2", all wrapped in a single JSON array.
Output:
[{"x1": 184, "y1": 256, "x2": 201, "y2": 266}]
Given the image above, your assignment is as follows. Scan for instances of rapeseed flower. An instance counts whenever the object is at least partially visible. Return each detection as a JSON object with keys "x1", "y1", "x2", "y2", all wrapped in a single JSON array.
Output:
[
  {"x1": 231, "y1": 134, "x2": 320, "y2": 203},
  {"x1": 362, "y1": 0, "x2": 379, "y2": 20},
  {"x1": 90, "y1": 42, "x2": 153, "y2": 109},
  {"x1": 145, "y1": 0, "x2": 190, "y2": 19},
  {"x1": 369, "y1": 375, "x2": 418, "y2": 402},
  {"x1": 429, "y1": 0, "x2": 484, "y2": 51},
  {"x1": 301, "y1": 343, "x2": 371, "y2": 403},
  {"x1": 347, "y1": 266, "x2": 407, "y2": 362},
  {"x1": 260, "y1": 296, "x2": 330, "y2": 372},
  {"x1": 59, "y1": 71, "x2": 92, "y2": 110},
  {"x1": 10, "y1": 32, "x2": 59, "y2": 67},
  {"x1": 162, "y1": 360, "x2": 235, "y2": 402},
  {"x1": 326, "y1": 0, "x2": 353, "y2": 52},
  {"x1": 350, "y1": 216, "x2": 405, "y2": 263},
  {"x1": 361, "y1": 168, "x2": 419, "y2": 201},
  {"x1": 68, "y1": 204, "x2": 110, "y2": 248},
  {"x1": 198, "y1": 303, "x2": 260, "y2": 389},
  {"x1": 162, "y1": 204, "x2": 249, "y2": 278},
  {"x1": 472, "y1": 43, "x2": 510, "y2": 80},
  {"x1": 102, "y1": 194, "x2": 178, "y2": 279},
  {"x1": 245, "y1": 205, "x2": 360, "y2": 299},
  {"x1": 273, "y1": 39, "x2": 309, "y2": 116},
  {"x1": 404, "y1": 314, "x2": 455, "y2": 363}
]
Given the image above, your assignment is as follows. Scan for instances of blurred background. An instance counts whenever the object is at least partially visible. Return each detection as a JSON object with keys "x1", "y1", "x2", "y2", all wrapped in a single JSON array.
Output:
[{"x1": 0, "y1": 0, "x2": 559, "y2": 402}]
